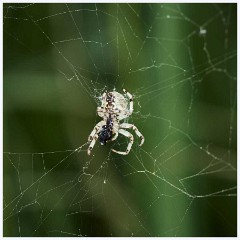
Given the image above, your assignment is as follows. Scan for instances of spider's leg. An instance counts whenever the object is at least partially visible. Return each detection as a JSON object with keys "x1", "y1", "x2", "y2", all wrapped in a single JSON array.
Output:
[
  {"x1": 123, "y1": 88, "x2": 133, "y2": 115},
  {"x1": 110, "y1": 120, "x2": 119, "y2": 141},
  {"x1": 120, "y1": 123, "x2": 144, "y2": 146},
  {"x1": 88, "y1": 121, "x2": 105, "y2": 142},
  {"x1": 88, "y1": 137, "x2": 97, "y2": 155},
  {"x1": 111, "y1": 132, "x2": 118, "y2": 141},
  {"x1": 111, "y1": 129, "x2": 133, "y2": 155},
  {"x1": 88, "y1": 121, "x2": 105, "y2": 155}
]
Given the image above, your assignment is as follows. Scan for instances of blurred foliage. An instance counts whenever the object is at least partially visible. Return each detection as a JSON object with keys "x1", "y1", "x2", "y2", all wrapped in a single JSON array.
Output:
[{"x1": 4, "y1": 3, "x2": 236, "y2": 237}]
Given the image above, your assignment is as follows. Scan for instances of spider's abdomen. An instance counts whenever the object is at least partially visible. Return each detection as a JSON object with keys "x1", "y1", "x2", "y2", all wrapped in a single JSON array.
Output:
[
  {"x1": 97, "y1": 91, "x2": 129, "y2": 120},
  {"x1": 110, "y1": 91, "x2": 128, "y2": 111}
]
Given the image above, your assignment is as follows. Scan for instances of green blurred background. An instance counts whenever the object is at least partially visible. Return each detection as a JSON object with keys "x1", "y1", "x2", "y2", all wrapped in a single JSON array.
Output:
[{"x1": 3, "y1": 3, "x2": 237, "y2": 237}]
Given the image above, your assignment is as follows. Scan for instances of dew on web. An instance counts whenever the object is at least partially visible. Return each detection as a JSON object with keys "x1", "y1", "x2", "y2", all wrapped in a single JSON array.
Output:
[{"x1": 3, "y1": 3, "x2": 236, "y2": 237}]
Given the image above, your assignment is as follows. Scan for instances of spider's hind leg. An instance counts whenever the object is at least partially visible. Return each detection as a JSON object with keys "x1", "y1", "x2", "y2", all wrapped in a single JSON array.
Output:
[
  {"x1": 120, "y1": 123, "x2": 144, "y2": 146},
  {"x1": 111, "y1": 132, "x2": 118, "y2": 141},
  {"x1": 111, "y1": 129, "x2": 133, "y2": 155}
]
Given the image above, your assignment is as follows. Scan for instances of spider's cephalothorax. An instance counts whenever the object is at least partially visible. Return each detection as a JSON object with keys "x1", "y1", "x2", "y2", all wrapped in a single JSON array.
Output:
[{"x1": 87, "y1": 89, "x2": 144, "y2": 155}]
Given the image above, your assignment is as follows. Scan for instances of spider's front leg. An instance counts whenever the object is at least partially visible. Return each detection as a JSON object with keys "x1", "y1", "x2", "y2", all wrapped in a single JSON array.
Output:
[{"x1": 87, "y1": 121, "x2": 105, "y2": 155}]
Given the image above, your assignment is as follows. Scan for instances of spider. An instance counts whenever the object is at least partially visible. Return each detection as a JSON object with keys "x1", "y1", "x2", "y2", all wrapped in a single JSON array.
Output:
[{"x1": 87, "y1": 89, "x2": 144, "y2": 155}]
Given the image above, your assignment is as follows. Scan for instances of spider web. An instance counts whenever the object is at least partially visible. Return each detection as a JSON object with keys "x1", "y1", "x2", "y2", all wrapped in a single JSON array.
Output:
[{"x1": 3, "y1": 3, "x2": 237, "y2": 237}]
